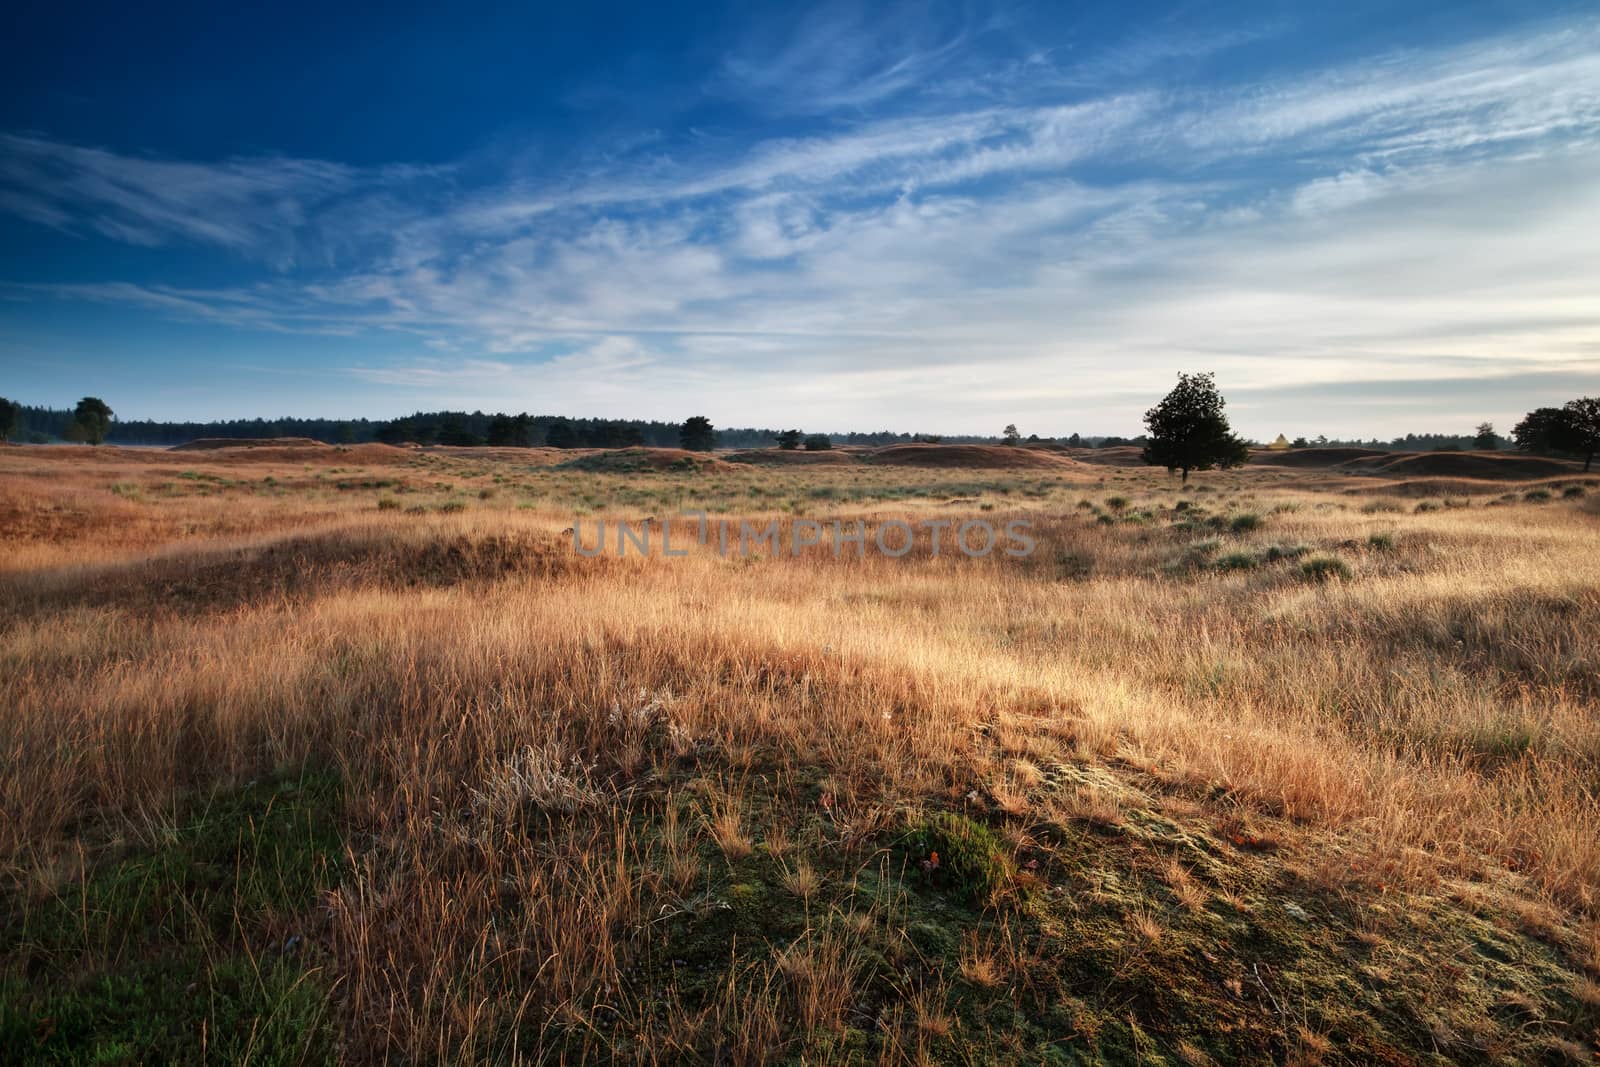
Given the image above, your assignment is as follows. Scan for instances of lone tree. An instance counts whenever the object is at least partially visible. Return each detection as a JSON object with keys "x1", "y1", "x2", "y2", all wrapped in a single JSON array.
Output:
[
  {"x1": 679, "y1": 415, "x2": 717, "y2": 452},
  {"x1": 1473, "y1": 422, "x2": 1497, "y2": 451},
  {"x1": 803, "y1": 433, "x2": 832, "y2": 451},
  {"x1": 1513, "y1": 398, "x2": 1600, "y2": 471},
  {"x1": 1141, "y1": 372, "x2": 1249, "y2": 483},
  {"x1": 1512, "y1": 408, "x2": 1567, "y2": 453},
  {"x1": 73, "y1": 397, "x2": 114, "y2": 445},
  {"x1": 776, "y1": 429, "x2": 803, "y2": 450},
  {"x1": 0, "y1": 396, "x2": 17, "y2": 442},
  {"x1": 1002, "y1": 423, "x2": 1021, "y2": 446},
  {"x1": 1567, "y1": 398, "x2": 1600, "y2": 471}
]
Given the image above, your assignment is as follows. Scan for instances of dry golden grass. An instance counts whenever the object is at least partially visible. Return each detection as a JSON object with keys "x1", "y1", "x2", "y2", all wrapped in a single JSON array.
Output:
[{"x1": 2, "y1": 442, "x2": 1599, "y2": 1062}]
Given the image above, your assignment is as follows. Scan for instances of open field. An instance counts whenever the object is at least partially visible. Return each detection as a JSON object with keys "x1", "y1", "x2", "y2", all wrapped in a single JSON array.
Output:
[{"x1": 3, "y1": 441, "x2": 1600, "y2": 1064}]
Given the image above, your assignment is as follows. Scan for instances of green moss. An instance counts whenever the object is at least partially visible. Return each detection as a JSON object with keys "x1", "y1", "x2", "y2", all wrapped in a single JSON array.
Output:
[
  {"x1": 1, "y1": 769, "x2": 344, "y2": 1065},
  {"x1": 906, "y1": 812, "x2": 1017, "y2": 906}
]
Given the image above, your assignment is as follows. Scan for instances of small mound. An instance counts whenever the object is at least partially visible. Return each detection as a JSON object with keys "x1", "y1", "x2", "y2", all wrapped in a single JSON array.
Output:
[
  {"x1": 7, "y1": 525, "x2": 586, "y2": 617},
  {"x1": 867, "y1": 444, "x2": 1084, "y2": 470},
  {"x1": 1067, "y1": 446, "x2": 1147, "y2": 467},
  {"x1": 725, "y1": 449, "x2": 859, "y2": 465},
  {"x1": 171, "y1": 437, "x2": 330, "y2": 451},
  {"x1": 1253, "y1": 447, "x2": 1389, "y2": 468},
  {"x1": 1367, "y1": 452, "x2": 1579, "y2": 479},
  {"x1": 556, "y1": 447, "x2": 733, "y2": 473}
]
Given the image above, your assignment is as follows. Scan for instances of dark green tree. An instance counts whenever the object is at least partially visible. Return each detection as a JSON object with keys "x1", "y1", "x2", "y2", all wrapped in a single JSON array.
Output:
[
  {"x1": 803, "y1": 434, "x2": 832, "y2": 451},
  {"x1": 437, "y1": 418, "x2": 482, "y2": 447},
  {"x1": 1512, "y1": 408, "x2": 1567, "y2": 453},
  {"x1": 679, "y1": 415, "x2": 717, "y2": 452},
  {"x1": 1141, "y1": 372, "x2": 1249, "y2": 483},
  {"x1": 776, "y1": 429, "x2": 803, "y2": 450},
  {"x1": 1514, "y1": 400, "x2": 1600, "y2": 471},
  {"x1": 1473, "y1": 422, "x2": 1497, "y2": 451},
  {"x1": 73, "y1": 397, "x2": 114, "y2": 445},
  {"x1": 1559, "y1": 398, "x2": 1600, "y2": 472},
  {"x1": 0, "y1": 396, "x2": 18, "y2": 442},
  {"x1": 1002, "y1": 423, "x2": 1021, "y2": 446},
  {"x1": 486, "y1": 413, "x2": 533, "y2": 447},
  {"x1": 544, "y1": 419, "x2": 577, "y2": 449}
]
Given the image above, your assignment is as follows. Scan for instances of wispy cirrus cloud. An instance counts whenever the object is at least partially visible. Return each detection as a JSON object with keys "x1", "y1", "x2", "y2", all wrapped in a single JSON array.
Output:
[
  {"x1": 2, "y1": 12, "x2": 1599, "y2": 433},
  {"x1": 0, "y1": 133, "x2": 446, "y2": 269}
]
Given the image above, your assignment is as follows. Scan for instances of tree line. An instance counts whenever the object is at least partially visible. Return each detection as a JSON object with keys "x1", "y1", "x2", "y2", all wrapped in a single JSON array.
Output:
[{"x1": 2, "y1": 389, "x2": 1595, "y2": 471}]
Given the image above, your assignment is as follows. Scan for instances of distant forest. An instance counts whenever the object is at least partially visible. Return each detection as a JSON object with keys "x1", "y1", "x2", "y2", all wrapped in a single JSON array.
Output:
[
  {"x1": 8, "y1": 405, "x2": 1003, "y2": 449},
  {"x1": 6, "y1": 403, "x2": 1499, "y2": 452}
]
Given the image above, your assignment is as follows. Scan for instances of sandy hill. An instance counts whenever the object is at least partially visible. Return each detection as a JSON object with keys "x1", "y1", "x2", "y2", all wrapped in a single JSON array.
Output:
[
  {"x1": 171, "y1": 437, "x2": 331, "y2": 451},
  {"x1": 556, "y1": 447, "x2": 733, "y2": 473},
  {"x1": 1359, "y1": 451, "x2": 1579, "y2": 479},
  {"x1": 866, "y1": 443, "x2": 1087, "y2": 470},
  {"x1": 166, "y1": 439, "x2": 415, "y2": 465},
  {"x1": 1066, "y1": 446, "x2": 1147, "y2": 467},
  {"x1": 1252, "y1": 447, "x2": 1388, "y2": 467},
  {"x1": 725, "y1": 449, "x2": 860, "y2": 465}
]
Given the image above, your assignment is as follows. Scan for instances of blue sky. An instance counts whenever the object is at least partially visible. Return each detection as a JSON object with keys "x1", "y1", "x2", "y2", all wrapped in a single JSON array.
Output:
[{"x1": 1, "y1": 1, "x2": 1597, "y2": 437}]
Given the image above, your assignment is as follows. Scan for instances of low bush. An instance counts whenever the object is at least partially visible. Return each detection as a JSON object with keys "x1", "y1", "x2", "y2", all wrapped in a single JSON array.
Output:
[
  {"x1": 1300, "y1": 556, "x2": 1352, "y2": 582},
  {"x1": 906, "y1": 812, "x2": 1016, "y2": 906}
]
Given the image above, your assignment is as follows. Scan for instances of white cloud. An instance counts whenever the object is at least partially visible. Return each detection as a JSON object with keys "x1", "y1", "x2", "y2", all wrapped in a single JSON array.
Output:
[{"x1": 3, "y1": 16, "x2": 1599, "y2": 434}]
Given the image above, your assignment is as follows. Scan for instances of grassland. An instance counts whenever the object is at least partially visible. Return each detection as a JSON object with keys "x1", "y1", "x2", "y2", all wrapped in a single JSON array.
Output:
[{"x1": 2, "y1": 441, "x2": 1599, "y2": 1064}]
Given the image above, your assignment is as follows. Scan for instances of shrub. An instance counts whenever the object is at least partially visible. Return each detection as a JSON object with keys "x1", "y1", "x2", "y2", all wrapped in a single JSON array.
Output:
[
  {"x1": 1229, "y1": 513, "x2": 1262, "y2": 532},
  {"x1": 1366, "y1": 532, "x2": 1394, "y2": 550},
  {"x1": 438, "y1": 500, "x2": 468, "y2": 513},
  {"x1": 1414, "y1": 500, "x2": 1441, "y2": 513},
  {"x1": 1215, "y1": 551, "x2": 1258, "y2": 571},
  {"x1": 1300, "y1": 557, "x2": 1351, "y2": 582},
  {"x1": 377, "y1": 497, "x2": 401, "y2": 511},
  {"x1": 1562, "y1": 486, "x2": 1586, "y2": 498},
  {"x1": 1055, "y1": 551, "x2": 1093, "y2": 579},
  {"x1": 1105, "y1": 496, "x2": 1129, "y2": 511},
  {"x1": 1263, "y1": 543, "x2": 1310, "y2": 562},
  {"x1": 1524, "y1": 489, "x2": 1552, "y2": 503},
  {"x1": 907, "y1": 812, "x2": 1016, "y2": 905},
  {"x1": 1360, "y1": 500, "x2": 1403, "y2": 514}
]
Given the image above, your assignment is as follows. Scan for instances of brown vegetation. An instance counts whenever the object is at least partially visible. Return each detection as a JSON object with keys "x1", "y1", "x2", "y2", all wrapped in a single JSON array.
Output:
[{"x1": 2, "y1": 443, "x2": 1598, "y2": 1062}]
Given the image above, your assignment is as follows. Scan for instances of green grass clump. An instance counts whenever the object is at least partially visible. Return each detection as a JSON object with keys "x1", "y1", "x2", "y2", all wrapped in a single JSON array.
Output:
[
  {"x1": 1367, "y1": 532, "x2": 1394, "y2": 550},
  {"x1": 1229, "y1": 513, "x2": 1262, "y2": 532},
  {"x1": 1263, "y1": 543, "x2": 1310, "y2": 562},
  {"x1": 1300, "y1": 556, "x2": 1352, "y2": 582},
  {"x1": 1215, "y1": 551, "x2": 1258, "y2": 571},
  {"x1": 1562, "y1": 485, "x2": 1586, "y2": 498},
  {"x1": 906, "y1": 812, "x2": 1016, "y2": 906},
  {"x1": 1524, "y1": 489, "x2": 1552, "y2": 503}
]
